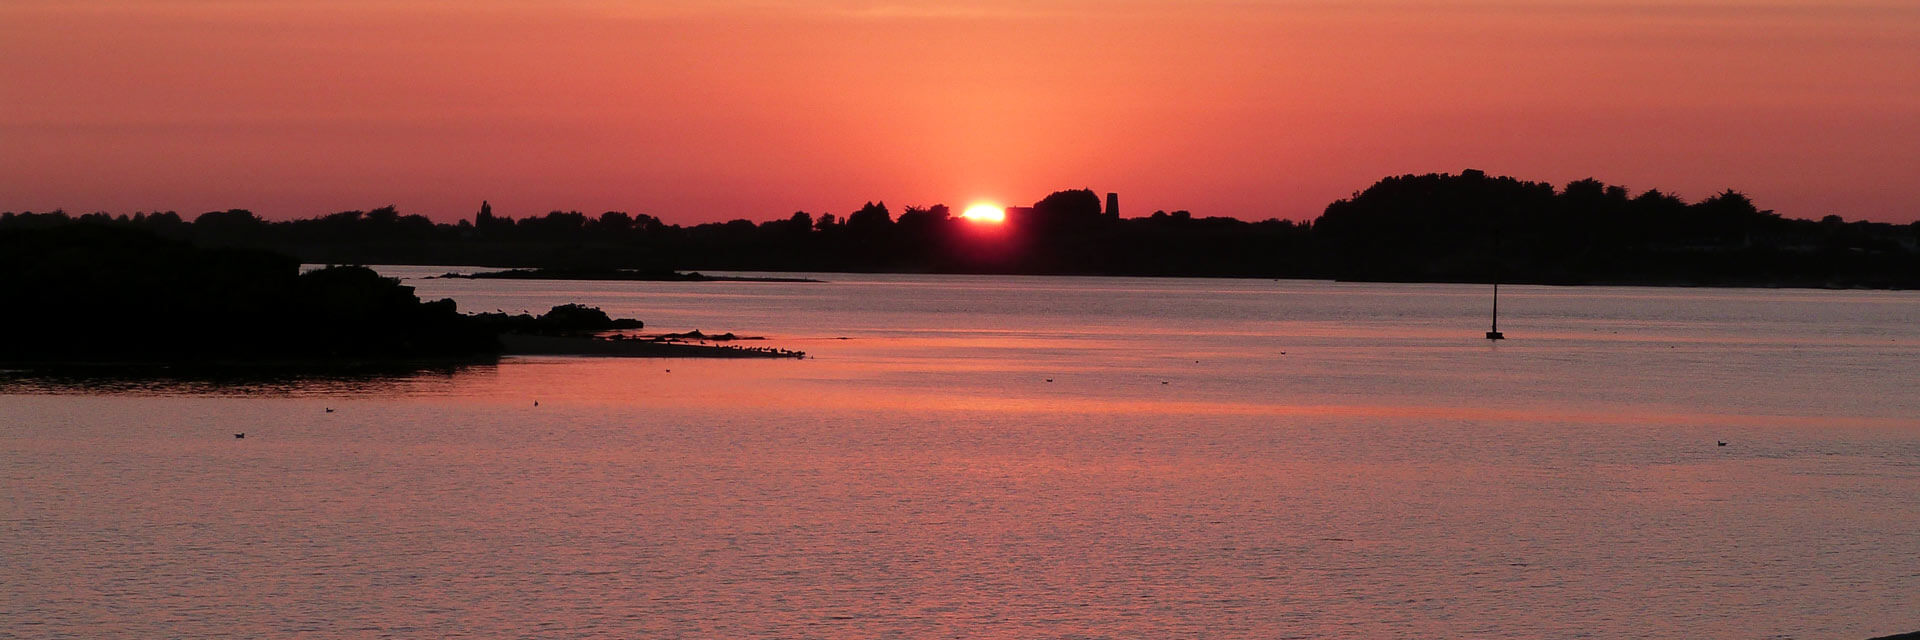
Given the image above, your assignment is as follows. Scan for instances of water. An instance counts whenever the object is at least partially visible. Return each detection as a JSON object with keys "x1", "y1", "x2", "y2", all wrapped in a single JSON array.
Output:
[{"x1": 4, "y1": 271, "x2": 1918, "y2": 639}]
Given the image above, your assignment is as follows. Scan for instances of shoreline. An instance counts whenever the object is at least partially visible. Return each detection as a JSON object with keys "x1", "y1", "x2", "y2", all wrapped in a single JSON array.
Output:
[
  {"x1": 431, "y1": 268, "x2": 822, "y2": 283},
  {"x1": 499, "y1": 334, "x2": 805, "y2": 359},
  {"x1": 0, "y1": 334, "x2": 807, "y2": 373},
  {"x1": 380, "y1": 262, "x2": 1917, "y2": 292}
]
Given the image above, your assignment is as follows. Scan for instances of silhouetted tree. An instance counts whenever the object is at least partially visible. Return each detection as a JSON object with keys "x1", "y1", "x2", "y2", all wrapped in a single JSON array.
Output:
[{"x1": 846, "y1": 201, "x2": 893, "y2": 234}]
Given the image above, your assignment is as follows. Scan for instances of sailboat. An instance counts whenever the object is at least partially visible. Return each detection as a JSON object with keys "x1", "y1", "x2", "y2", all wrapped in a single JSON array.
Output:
[
  {"x1": 1485, "y1": 215, "x2": 1506, "y2": 340},
  {"x1": 1485, "y1": 281, "x2": 1505, "y2": 340}
]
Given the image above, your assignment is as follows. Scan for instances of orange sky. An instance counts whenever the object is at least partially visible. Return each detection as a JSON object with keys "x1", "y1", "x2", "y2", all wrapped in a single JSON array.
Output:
[{"x1": 2, "y1": 1, "x2": 1916, "y2": 223}]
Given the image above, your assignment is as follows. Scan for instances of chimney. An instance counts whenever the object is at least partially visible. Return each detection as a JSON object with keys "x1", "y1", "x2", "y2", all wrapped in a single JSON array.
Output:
[{"x1": 1105, "y1": 192, "x2": 1119, "y2": 219}]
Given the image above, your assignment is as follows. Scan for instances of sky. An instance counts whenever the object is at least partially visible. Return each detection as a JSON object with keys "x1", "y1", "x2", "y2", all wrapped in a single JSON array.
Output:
[{"x1": 2, "y1": 0, "x2": 1916, "y2": 224}]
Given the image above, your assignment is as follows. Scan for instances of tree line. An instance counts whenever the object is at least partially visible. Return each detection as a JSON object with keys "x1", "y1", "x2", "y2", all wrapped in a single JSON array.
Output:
[{"x1": 5, "y1": 170, "x2": 1916, "y2": 287}]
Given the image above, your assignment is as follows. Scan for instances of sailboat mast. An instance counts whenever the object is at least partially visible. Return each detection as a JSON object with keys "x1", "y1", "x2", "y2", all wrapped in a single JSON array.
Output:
[
  {"x1": 1484, "y1": 211, "x2": 1506, "y2": 340},
  {"x1": 1491, "y1": 281, "x2": 1499, "y2": 332}
]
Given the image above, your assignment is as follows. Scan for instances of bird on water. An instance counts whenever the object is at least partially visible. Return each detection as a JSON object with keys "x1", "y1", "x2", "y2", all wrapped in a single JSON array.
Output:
[{"x1": 234, "y1": 433, "x2": 245, "y2": 439}]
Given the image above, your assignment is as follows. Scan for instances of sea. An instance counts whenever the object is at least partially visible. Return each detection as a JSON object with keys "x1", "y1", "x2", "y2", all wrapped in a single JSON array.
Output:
[{"x1": 4, "y1": 269, "x2": 1917, "y2": 639}]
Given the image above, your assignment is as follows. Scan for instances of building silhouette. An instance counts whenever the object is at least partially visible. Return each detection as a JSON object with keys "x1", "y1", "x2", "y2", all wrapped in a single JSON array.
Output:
[{"x1": 1003, "y1": 190, "x2": 1118, "y2": 226}]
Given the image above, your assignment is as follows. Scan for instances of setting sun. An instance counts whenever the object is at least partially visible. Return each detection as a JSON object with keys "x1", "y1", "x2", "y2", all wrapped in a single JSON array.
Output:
[{"x1": 961, "y1": 204, "x2": 1006, "y2": 224}]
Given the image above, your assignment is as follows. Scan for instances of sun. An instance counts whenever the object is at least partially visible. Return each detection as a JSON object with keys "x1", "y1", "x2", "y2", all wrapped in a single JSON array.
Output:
[{"x1": 961, "y1": 203, "x2": 1006, "y2": 224}]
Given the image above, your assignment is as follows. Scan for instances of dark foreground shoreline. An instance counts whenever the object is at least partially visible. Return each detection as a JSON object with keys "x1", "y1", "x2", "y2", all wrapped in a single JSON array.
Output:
[
  {"x1": 0, "y1": 335, "x2": 804, "y2": 391},
  {"x1": 0, "y1": 333, "x2": 806, "y2": 373},
  {"x1": 0, "y1": 227, "x2": 810, "y2": 369},
  {"x1": 0, "y1": 329, "x2": 807, "y2": 375}
]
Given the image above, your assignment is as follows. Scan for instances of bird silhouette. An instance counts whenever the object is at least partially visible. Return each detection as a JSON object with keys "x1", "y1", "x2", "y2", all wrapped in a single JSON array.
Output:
[
  {"x1": 234, "y1": 433, "x2": 245, "y2": 439},
  {"x1": 1717, "y1": 441, "x2": 1727, "y2": 447},
  {"x1": 324, "y1": 408, "x2": 334, "y2": 413}
]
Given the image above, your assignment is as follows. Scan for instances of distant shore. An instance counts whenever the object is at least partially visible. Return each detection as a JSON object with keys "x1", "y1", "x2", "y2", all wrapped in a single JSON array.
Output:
[
  {"x1": 430, "y1": 266, "x2": 1909, "y2": 291},
  {"x1": 13, "y1": 171, "x2": 1915, "y2": 290},
  {"x1": 500, "y1": 334, "x2": 804, "y2": 358},
  {"x1": 1325, "y1": 274, "x2": 1918, "y2": 291},
  {"x1": 433, "y1": 267, "x2": 821, "y2": 283}
]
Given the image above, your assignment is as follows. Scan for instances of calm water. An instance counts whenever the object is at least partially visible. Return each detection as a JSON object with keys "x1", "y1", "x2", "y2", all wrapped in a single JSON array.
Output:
[{"x1": 4, "y1": 271, "x2": 1918, "y2": 639}]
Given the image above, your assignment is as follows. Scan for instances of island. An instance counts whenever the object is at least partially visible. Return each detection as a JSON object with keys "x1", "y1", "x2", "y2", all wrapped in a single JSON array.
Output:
[
  {"x1": 473, "y1": 304, "x2": 804, "y2": 358},
  {"x1": 0, "y1": 226, "x2": 804, "y2": 369}
]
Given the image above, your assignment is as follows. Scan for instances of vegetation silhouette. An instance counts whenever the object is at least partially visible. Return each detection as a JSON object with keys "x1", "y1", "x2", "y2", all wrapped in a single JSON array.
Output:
[
  {"x1": 0, "y1": 226, "x2": 495, "y2": 364},
  {"x1": 1314, "y1": 170, "x2": 1919, "y2": 287},
  {"x1": 5, "y1": 170, "x2": 1916, "y2": 288},
  {"x1": 466, "y1": 303, "x2": 644, "y2": 337},
  {"x1": 0, "y1": 226, "x2": 800, "y2": 366}
]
